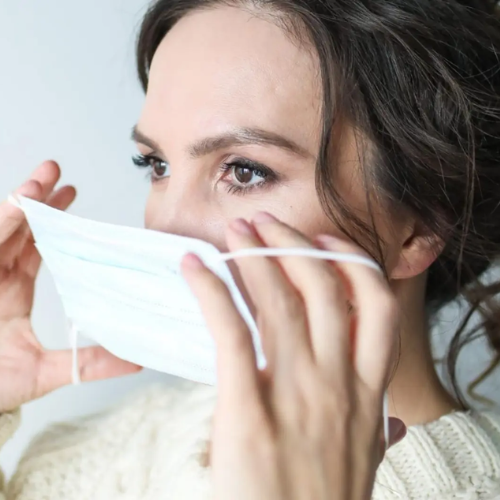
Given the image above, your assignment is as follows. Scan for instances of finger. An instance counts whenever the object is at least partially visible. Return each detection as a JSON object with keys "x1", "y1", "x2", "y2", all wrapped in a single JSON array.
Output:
[
  {"x1": 0, "y1": 180, "x2": 43, "y2": 246},
  {"x1": 29, "y1": 160, "x2": 62, "y2": 201},
  {"x1": 250, "y1": 212, "x2": 351, "y2": 383},
  {"x1": 47, "y1": 184, "x2": 77, "y2": 211},
  {"x1": 225, "y1": 217, "x2": 311, "y2": 378},
  {"x1": 14, "y1": 161, "x2": 63, "y2": 244},
  {"x1": 0, "y1": 160, "x2": 61, "y2": 249},
  {"x1": 37, "y1": 346, "x2": 143, "y2": 395},
  {"x1": 181, "y1": 253, "x2": 262, "y2": 412},
  {"x1": 20, "y1": 185, "x2": 77, "y2": 278},
  {"x1": 315, "y1": 235, "x2": 399, "y2": 393}
]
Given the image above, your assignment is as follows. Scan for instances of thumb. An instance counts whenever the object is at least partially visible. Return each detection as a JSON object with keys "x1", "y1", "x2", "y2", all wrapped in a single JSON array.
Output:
[
  {"x1": 0, "y1": 180, "x2": 42, "y2": 245},
  {"x1": 36, "y1": 346, "x2": 143, "y2": 396}
]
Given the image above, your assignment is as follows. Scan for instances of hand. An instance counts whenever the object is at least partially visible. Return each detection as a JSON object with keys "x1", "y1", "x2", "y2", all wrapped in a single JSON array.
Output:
[
  {"x1": 181, "y1": 212, "x2": 406, "y2": 500},
  {"x1": 0, "y1": 161, "x2": 141, "y2": 413}
]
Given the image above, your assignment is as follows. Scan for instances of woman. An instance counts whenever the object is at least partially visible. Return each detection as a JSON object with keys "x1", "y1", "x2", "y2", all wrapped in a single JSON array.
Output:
[{"x1": 1, "y1": 0, "x2": 500, "y2": 498}]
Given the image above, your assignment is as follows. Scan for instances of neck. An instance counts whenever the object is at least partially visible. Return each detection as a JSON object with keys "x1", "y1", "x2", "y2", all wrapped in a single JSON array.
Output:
[{"x1": 387, "y1": 272, "x2": 462, "y2": 426}]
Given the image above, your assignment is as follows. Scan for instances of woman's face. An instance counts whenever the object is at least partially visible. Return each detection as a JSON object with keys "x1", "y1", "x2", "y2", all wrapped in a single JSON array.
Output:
[{"x1": 134, "y1": 6, "x2": 409, "y2": 296}]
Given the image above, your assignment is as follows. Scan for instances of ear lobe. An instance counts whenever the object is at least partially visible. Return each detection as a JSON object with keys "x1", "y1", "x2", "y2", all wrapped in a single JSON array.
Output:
[{"x1": 390, "y1": 230, "x2": 445, "y2": 280}]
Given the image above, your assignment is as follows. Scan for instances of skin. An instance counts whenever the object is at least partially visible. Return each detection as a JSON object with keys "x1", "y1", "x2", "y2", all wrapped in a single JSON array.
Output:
[
  {"x1": 137, "y1": 6, "x2": 459, "y2": 425},
  {"x1": 0, "y1": 4, "x2": 460, "y2": 498},
  {"x1": 0, "y1": 168, "x2": 141, "y2": 414},
  {"x1": 182, "y1": 216, "x2": 401, "y2": 499}
]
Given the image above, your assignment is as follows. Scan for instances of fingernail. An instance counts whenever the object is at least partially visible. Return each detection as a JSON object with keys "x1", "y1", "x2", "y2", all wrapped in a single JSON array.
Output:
[
  {"x1": 183, "y1": 253, "x2": 205, "y2": 269},
  {"x1": 315, "y1": 234, "x2": 341, "y2": 247},
  {"x1": 229, "y1": 218, "x2": 254, "y2": 236},
  {"x1": 252, "y1": 211, "x2": 277, "y2": 224}
]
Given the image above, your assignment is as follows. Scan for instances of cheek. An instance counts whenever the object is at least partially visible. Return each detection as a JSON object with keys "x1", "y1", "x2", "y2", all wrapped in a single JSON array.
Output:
[
  {"x1": 270, "y1": 188, "x2": 336, "y2": 240},
  {"x1": 144, "y1": 195, "x2": 158, "y2": 230},
  {"x1": 285, "y1": 211, "x2": 336, "y2": 241},
  {"x1": 143, "y1": 190, "x2": 229, "y2": 251}
]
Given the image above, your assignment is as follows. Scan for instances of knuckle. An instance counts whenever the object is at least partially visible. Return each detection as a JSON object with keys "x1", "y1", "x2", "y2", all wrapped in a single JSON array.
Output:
[
  {"x1": 281, "y1": 384, "x2": 354, "y2": 446},
  {"x1": 79, "y1": 347, "x2": 99, "y2": 375},
  {"x1": 330, "y1": 387, "x2": 355, "y2": 422},
  {"x1": 271, "y1": 287, "x2": 304, "y2": 320},
  {"x1": 85, "y1": 347, "x2": 101, "y2": 364},
  {"x1": 240, "y1": 420, "x2": 277, "y2": 461},
  {"x1": 309, "y1": 403, "x2": 340, "y2": 443},
  {"x1": 317, "y1": 267, "x2": 346, "y2": 302},
  {"x1": 311, "y1": 404, "x2": 350, "y2": 448},
  {"x1": 323, "y1": 382, "x2": 356, "y2": 424},
  {"x1": 363, "y1": 387, "x2": 383, "y2": 410}
]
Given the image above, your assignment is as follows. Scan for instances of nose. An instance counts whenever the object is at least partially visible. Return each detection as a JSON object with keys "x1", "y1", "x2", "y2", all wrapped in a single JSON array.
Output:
[{"x1": 145, "y1": 172, "x2": 216, "y2": 241}]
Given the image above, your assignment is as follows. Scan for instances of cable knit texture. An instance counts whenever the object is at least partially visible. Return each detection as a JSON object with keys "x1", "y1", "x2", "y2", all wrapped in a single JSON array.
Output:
[{"x1": 1, "y1": 380, "x2": 499, "y2": 499}]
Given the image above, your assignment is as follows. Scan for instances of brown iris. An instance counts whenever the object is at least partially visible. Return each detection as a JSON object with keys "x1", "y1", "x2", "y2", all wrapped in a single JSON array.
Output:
[
  {"x1": 152, "y1": 159, "x2": 167, "y2": 178},
  {"x1": 234, "y1": 166, "x2": 254, "y2": 184}
]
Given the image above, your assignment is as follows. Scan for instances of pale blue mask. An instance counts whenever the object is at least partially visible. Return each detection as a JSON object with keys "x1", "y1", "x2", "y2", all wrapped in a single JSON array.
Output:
[{"x1": 9, "y1": 194, "x2": 388, "y2": 444}]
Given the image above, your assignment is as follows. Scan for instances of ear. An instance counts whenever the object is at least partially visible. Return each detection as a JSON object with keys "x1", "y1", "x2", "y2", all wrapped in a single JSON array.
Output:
[{"x1": 389, "y1": 220, "x2": 445, "y2": 280}]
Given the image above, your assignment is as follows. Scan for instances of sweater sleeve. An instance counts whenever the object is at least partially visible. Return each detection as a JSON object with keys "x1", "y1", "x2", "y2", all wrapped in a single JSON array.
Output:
[
  {"x1": 1, "y1": 381, "x2": 194, "y2": 500},
  {"x1": 0, "y1": 409, "x2": 21, "y2": 500}
]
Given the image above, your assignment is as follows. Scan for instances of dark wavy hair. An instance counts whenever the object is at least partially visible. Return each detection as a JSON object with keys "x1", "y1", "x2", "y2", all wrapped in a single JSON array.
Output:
[{"x1": 135, "y1": 0, "x2": 500, "y2": 411}]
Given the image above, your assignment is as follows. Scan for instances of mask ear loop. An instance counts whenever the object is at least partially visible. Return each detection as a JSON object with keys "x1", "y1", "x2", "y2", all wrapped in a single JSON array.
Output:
[
  {"x1": 214, "y1": 246, "x2": 389, "y2": 449},
  {"x1": 218, "y1": 247, "x2": 382, "y2": 272},
  {"x1": 383, "y1": 391, "x2": 389, "y2": 451},
  {"x1": 69, "y1": 321, "x2": 81, "y2": 385}
]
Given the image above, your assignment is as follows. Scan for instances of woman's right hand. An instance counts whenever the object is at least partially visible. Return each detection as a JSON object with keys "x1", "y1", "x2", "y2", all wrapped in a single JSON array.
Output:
[{"x1": 0, "y1": 161, "x2": 142, "y2": 414}]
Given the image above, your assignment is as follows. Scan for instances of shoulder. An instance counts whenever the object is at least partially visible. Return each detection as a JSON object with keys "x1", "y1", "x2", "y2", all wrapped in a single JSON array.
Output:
[
  {"x1": 374, "y1": 409, "x2": 500, "y2": 499},
  {"x1": 7, "y1": 379, "x2": 215, "y2": 499}
]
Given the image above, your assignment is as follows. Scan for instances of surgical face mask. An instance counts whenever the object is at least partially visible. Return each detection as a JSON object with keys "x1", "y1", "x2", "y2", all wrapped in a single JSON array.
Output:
[{"x1": 9, "y1": 194, "x2": 389, "y2": 444}]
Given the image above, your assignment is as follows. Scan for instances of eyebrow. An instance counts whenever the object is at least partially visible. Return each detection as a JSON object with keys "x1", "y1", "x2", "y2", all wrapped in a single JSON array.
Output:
[{"x1": 131, "y1": 125, "x2": 312, "y2": 160}]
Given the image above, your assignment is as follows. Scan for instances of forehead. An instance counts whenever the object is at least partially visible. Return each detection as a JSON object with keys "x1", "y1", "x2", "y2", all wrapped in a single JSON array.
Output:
[{"x1": 141, "y1": 6, "x2": 322, "y2": 151}]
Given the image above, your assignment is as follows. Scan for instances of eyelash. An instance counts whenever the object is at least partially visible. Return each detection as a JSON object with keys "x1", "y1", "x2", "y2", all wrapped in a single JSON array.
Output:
[
  {"x1": 131, "y1": 154, "x2": 278, "y2": 195},
  {"x1": 132, "y1": 154, "x2": 167, "y2": 182}
]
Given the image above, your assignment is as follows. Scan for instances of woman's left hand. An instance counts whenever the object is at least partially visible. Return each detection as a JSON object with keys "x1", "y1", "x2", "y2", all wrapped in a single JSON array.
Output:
[{"x1": 181, "y1": 212, "x2": 405, "y2": 500}]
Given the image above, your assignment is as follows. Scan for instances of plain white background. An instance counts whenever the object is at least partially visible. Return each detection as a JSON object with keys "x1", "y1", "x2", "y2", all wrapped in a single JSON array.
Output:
[{"x1": 0, "y1": 0, "x2": 499, "y2": 481}]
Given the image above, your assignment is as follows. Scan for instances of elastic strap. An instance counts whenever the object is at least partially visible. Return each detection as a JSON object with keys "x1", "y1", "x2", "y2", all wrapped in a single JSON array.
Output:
[
  {"x1": 383, "y1": 391, "x2": 389, "y2": 450},
  {"x1": 69, "y1": 322, "x2": 81, "y2": 385},
  {"x1": 217, "y1": 247, "x2": 382, "y2": 273}
]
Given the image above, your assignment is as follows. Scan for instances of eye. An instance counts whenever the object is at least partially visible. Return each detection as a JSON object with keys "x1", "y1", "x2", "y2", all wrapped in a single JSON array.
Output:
[
  {"x1": 233, "y1": 164, "x2": 264, "y2": 186},
  {"x1": 220, "y1": 157, "x2": 278, "y2": 195},
  {"x1": 132, "y1": 154, "x2": 170, "y2": 181}
]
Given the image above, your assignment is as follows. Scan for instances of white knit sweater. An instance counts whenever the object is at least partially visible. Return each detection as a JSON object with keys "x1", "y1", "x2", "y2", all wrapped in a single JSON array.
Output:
[{"x1": 1, "y1": 379, "x2": 500, "y2": 499}]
